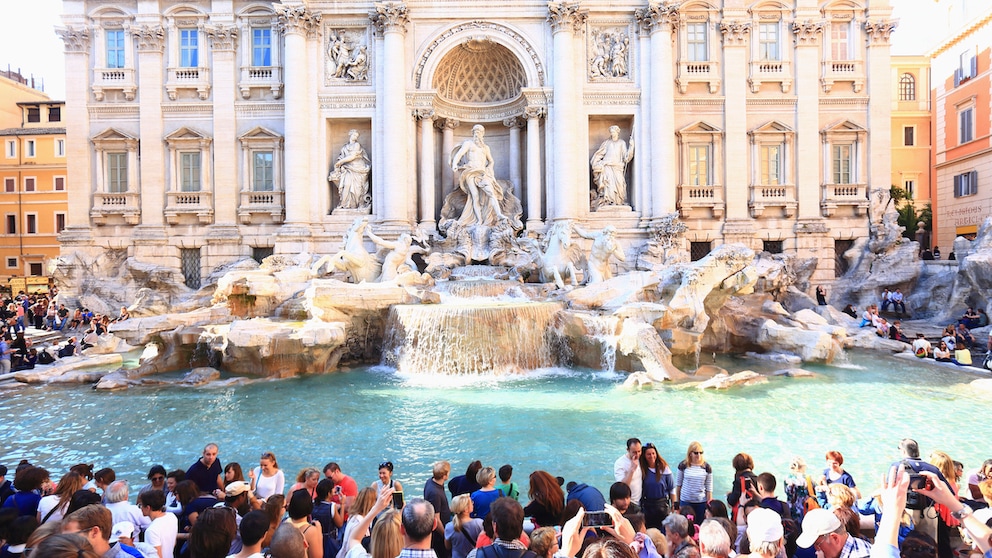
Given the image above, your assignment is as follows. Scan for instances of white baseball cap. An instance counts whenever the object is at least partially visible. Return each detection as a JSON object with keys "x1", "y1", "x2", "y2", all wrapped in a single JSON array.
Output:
[
  {"x1": 746, "y1": 508, "x2": 784, "y2": 543},
  {"x1": 796, "y1": 508, "x2": 842, "y2": 549}
]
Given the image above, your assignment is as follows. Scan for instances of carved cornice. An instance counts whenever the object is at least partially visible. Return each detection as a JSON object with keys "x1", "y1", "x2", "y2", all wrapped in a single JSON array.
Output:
[
  {"x1": 129, "y1": 25, "x2": 165, "y2": 52},
  {"x1": 371, "y1": 2, "x2": 409, "y2": 35},
  {"x1": 205, "y1": 25, "x2": 238, "y2": 51},
  {"x1": 318, "y1": 93, "x2": 377, "y2": 110},
  {"x1": 720, "y1": 20, "x2": 750, "y2": 46},
  {"x1": 548, "y1": 2, "x2": 586, "y2": 35},
  {"x1": 583, "y1": 91, "x2": 641, "y2": 105},
  {"x1": 864, "y1": 19, "x2": 897, "y2": 46},
  {"x1": 56, "y1": 26, "x2": 91, "y2": 53},
  {"x1": 792, "y1": 19, "x2": 823, "y2": 46},
  {"x1": 277, "y1": 4, "x2": 321, "y2": 39}
]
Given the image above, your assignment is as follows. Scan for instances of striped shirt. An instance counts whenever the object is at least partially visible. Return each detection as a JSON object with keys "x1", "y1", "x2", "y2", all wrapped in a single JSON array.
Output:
[{"x1": 676, "y1": 463, "x2": 713, "y2": 503}]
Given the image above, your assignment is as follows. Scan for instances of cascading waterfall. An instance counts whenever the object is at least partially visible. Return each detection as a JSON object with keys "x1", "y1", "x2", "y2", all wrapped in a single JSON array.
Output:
[
  {"x1": 382, "y1": 280, "x2": 565, "y2": 375},
  {"x1": 581, "y1": 314, "x2": 622, "y2": 373}
]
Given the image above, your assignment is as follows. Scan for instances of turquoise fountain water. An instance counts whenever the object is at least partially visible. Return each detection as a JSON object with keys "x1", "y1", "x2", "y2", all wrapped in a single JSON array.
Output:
[{"x1": 1, "y1": 351, "x2": 987, "y2": 498}]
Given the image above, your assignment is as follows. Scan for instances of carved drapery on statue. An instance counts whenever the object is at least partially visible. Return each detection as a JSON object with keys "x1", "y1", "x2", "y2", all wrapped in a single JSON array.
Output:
[
  {"x1": 325, "y1": 28, "x2": 370, "y2": 82},
  {"x1": 590, "y1": 125, "x2": 634, "y2": 209},
  {"x1": 329, "y1": 130, "x2": 371, "y2": 211}
]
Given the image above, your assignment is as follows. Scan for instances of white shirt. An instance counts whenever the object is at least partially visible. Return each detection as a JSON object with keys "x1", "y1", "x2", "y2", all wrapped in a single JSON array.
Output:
[
  {"x1": 614, "y1": 454, "x2": 643, "y2": 505},
  {"x1": 107, "y1": 501, "x2": 151, "y2": 530},
  {"x1": 145, "y1": 512, "x2": 179, "y2": 558},
  {"x1": 912, "y1": 338, "x2": 931, "y2": 353},
  {"x1": 252, "y1": 467, "x2": 285, "y2": 500},
  {"x1": 37, "y1": 494, "x2": 64, "y2": 523}
]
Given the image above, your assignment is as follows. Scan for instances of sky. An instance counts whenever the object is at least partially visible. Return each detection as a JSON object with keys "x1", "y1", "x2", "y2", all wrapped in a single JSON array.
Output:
[{"x1": 0, "y1": 0, "x2": 961, "y2": 102}]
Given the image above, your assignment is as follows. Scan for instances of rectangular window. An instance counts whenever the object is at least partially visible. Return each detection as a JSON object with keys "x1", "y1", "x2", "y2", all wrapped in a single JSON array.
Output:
[
  {"x1": 835, "y1": 239, "x2": 854, "y2": 277},
  {"x1": 758, "y1": 22, "x2": 780, "y2": 61},
  {"x1": 26, "y1": 140, "x2": 35, "y2": 158},
  {"x1": 106, "y1": 29, "x2": 125, "y2": 68},
  {"x1": 690, "y1": 241, "x2": 711, "y2": 262},
  {"x1": 107, "y1": 152, "x2": 128, "y2": 193},
  {"x1": 830, "y1": 22, "x2": 850, "y2": 61},
  {"x1": 688, "y1": 145, "x2": 709, "y2": 186},
  {"x1": 55, "y1": 139, "x2": 65, "y2": 157},
  {"x1": 55, "y1": 212, "x2": 66, "y2": 233},
  {"x1": 180, "y1": 152, "x2": 201, "y2": 192},
  {"x1": 4, "y1": 178, "x2": 13, "y2": 192},
  {"x1": 252, "y1": 246, "x2": 274, "y2": 263},
  {"x1": 5, "y1": 257, "x2": 15, "y2": 268},
  {"x1": 953, "y1": 170, "x2": 978, "y2": 197},
  {"x1": 252, "y1": 28, "x2": 272, "y2": 67},
  {"x1": 180, "y1": 29, "x2": 199, "y2": 68},
  {"x1": 24, "y1": 178, "x2": 35, "y2": 192},
  {"x1": 25, "y1": 214, "x2": 37, "y2": 234},
  {"x1": 5, "y1": 140, "x2": 14, "y2": 158},
  {"x1": 253, "y1": 151, "x2": 274, "y2": 191},
  {"x1": 54, "y1": 177, "x2": 65, "y2": 191},
  {"x1": 760, "y1": 144, "x2": 782, "y2": 185},
  {"x1": 832, "y1": 144, "x2": 852, "y2": 184},
  {"x1": 763, "y1": 240, "x2": 783, "y2": 254},
  {"x1": 5, "y1": 214, "x2": 15, "y2": 234},
  {"x1": 48, "y1": 106, "x2": 61, "y2": 122},
  {"x1": 29, "y1": 263, "x2": 42, "y2": 276},
  {"x1": 687, "y1": 23, "x2": 708, "y2": 62},
  {"x1": 904, "y1": 179, "x2": 915, "y2": 199},
  {"x1": 26, "y1": 107, "x2": 40, "y2": 123},
  {"x1": 903, "y1": 126, "x2": 915, "y2": 146},
  {"x1": 959, "y1": 107, "x2": 974, "y2": 144},
  {"x1": 181, "y1": 248, "x2": 201, "y2": 289}
]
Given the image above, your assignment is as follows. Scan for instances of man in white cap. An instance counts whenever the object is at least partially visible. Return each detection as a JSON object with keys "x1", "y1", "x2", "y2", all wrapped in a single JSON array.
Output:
[
  {"x1": 217, "y1": 480, "x2": 251, "y2": 554},
  {"x1": 744, "y1": 508, "x2": 784, "y2": 558},
  {"x1": 795, "y1": 508, "x2": 871, "y2": 558}
]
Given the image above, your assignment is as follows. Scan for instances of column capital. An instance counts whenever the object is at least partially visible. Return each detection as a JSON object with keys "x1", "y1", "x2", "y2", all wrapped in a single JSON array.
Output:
[
  {"x1": 792, "y1": 19, "x2": 824, "y2": 46},
  {"x1": 205, "y1": 24, "x2": 238, "y2": 51},
  {"x1": 413, "y1": 108, "x2": 436, "y2": 121},
  {"x1": 864, "y1": 19, "x2": 897, "y2": 46},
  {"x1": 548, "y1": 2, "x2": 586, "y2": 35},
  {"x1": 56, "y1": 26, "x2": 91, "y2": 53},
  {"x1": 436, "y1": 118, "x2": 460, "y2": 131},
  {"x1": 371, "y1": 2, "x2": 409, "y2": 35},
  {"x1": 503, "y1": 117, "x2": 524, "y2": 129},
  {"x1": 129, "y1": 25, "x2": 166, "y2": 52},
  {"x1": 720, "y1": 20, "x2": 750, "y2": 46},
  {"x1": 277, "y1": 4, "x2": 322, "y2": 39},
  {"x1": 641, "y1": 2, "x2": 680, "y2": 35},
  {"x1": 524, "y1": 106, "x2": 547, "y2": 120}
]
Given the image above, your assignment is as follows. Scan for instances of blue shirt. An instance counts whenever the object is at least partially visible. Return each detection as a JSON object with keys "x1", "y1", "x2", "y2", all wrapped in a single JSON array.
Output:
[
  {"x1": 566, "y1": 483, "x2": 607, "y2": 511},
  {"x1": 470, "y1": 488, "x2": 501, "y2": 519}
]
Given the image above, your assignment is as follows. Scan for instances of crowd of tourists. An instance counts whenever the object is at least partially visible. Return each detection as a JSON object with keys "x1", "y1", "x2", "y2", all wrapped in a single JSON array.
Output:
[{"x1": 1, "y1": 438, "x2": 990, "y2": 558}]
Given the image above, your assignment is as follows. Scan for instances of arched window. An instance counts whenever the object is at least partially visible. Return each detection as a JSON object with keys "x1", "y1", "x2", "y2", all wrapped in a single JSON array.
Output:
[{"x1": 899, "y1": 73, "x2": 916, "y2": 101}]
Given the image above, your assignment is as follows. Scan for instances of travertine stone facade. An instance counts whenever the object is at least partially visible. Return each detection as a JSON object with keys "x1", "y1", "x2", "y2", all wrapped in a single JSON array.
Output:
[{"x1": 60, "y1": 0, "x2": 893, "y2": 287}]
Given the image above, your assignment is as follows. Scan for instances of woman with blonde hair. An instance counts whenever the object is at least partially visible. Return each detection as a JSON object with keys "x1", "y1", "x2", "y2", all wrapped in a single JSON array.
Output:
[
  {"x1": 249, "y1": 451, "x2": 285, "y2": 501},
  {"x1": 341, "y1": 486, "x2": 393, "y2": 558},
  {"x1": 930, "y1": 450, "x2": 960, "y2": 558},
  {"x1": 528, "y1": 527, "x2": 559, "y2": 558},
  {"x1": 676, "y1": 441, "x2": 713, "y2": 525},
  {"x1": 827, "y1": 484, "x2": 860, "y2": 537},
  {"x1": 290, "y1": 467, "x2": 321, "y2": 501},
  {"x1": 470, "y1": 466, "x2": 500, "y2": 520},
  {"x1": 37, "y1": 471, "x2": 86, "y2": 524},
  {"x1": 338, "y1": 487, "x2": 382, "y2": 558},
  {"x1": 445, "y1": 494, "x2": 484, "y2": 558}
]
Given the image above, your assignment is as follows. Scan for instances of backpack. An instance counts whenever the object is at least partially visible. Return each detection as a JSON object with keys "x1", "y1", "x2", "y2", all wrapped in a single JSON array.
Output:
[
  {"x1": 38, "y1": 351, "x2": 56, "y2": 365},
  {"x1": 477, "y1": 544, "x2": 538, "y2": 558}
]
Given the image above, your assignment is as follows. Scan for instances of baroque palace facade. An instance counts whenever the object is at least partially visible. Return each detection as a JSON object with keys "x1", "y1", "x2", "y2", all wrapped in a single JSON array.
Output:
[{"x1": 58, "y1": 0, "x2": 895, "y2": 287}]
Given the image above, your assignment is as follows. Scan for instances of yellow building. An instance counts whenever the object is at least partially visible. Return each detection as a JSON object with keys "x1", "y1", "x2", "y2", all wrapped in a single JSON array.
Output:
[
  {"x1": 0, "y1": 75, "x2": 67, "y2": 284},
  {"x1": 890, "y1": 55, "x2": 932, "y2": 229}
]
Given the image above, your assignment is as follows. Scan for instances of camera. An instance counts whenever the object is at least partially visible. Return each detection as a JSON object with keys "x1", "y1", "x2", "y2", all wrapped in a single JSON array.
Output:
[
  {"x1": 583, "y1": 511, "x2": 613, "y2": 528},
  {"x1": 902, "y1": 462, "x2": 934, "y2": 511}
]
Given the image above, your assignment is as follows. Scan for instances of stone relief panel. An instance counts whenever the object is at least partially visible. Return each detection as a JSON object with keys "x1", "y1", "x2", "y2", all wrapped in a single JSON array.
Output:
[
  {"x1": 588, "y1": 26, "x2": 631, "y2": 82},
  {"x1": 325, "y1": 25, "x2": 371, "y2": 84}
]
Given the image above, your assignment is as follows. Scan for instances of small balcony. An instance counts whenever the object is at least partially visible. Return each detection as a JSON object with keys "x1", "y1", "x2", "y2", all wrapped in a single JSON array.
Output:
[
  {"x1": 166, "y1": 67, "x2": 211, "y2": 100},
  {"x1": 239, "y1": 66, "x2": 283, "y2": 99},
  {"x1": 820, "y1": 183, "x2": 868, "y2": 217},
  {"x1": 165, "y1": 190, "x2": 213, "y2": 224},
  {"x1": 91, "y1": 192, "x2": 140, "y2": 225},
  {"x1": 677, "y1": 184, "x2": 725, "y2": 218},
  {"x1": 749, "y1": 184, "x2": 797, "y2": 218},
  {"x1": 821, "y1": 59, "x2": 865, "y2": 93},
  {"x1": 676, "y1": 60, "x2": 721, "y2": 94},
  {"x1": 748, "y1": 59, "x2": 792, "y2": 93},
  {"x1": 238, "y1": 190, "x2": 284, "y2": 224},
  {"x1": 92, "y1": 67, "x2": 137, "y2": 101}
]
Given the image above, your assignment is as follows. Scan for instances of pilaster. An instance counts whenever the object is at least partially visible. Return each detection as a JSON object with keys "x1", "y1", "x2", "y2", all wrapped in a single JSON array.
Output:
[
  {"x1": 792, "y1": 19, "x2": 823, "y2": 221},
  {"x1": 721, "y1": 20, "x2": 750, "y2": 221},
  {"x1": 524, "y1": 106, "x2": 546, "y2": 230},
  {"x1": 416, "y1": 108, "x2": 437, "y2": 228},
  {"x1": 56, "y1": 26, "x2": 93, "y2": 242},
  {"x1": 133, "y1": 24, "x2": 167, "y2": 231},
  {"x1": 206, "y1": 24, "x2": 239, "y2": 228},
  {"x1": 371, "y1": 1, "x2": 411, "y2": 226},
  {"x1": 547, "y1": 1, "x2": 587, "y2": 221},
  {"x1": 634, "y1": 10, "x2": 652, "y2": 224},
  {"x1": 647, "y1": 2, "x2": 679, "y2": 221},
  {"x1": 865, "y1": 18, "x2": 897, "y2": 225}
]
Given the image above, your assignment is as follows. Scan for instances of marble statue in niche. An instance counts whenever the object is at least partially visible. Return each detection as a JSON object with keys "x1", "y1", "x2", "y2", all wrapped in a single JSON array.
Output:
[
  {"x1": 329, "y1": 129, "x2": 371, "y2": 210},
  {"x1": 590, "y1": 125, "x2": 634, "y2": 209}
]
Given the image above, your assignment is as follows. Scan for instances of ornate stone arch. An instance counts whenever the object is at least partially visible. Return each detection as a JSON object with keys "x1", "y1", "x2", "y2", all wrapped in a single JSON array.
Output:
[{"x1": 415, "y1": 21, "x2": 545, "y2": 90}]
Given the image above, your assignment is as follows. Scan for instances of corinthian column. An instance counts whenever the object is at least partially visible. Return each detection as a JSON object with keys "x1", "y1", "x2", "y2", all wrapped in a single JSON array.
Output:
[
  {"x1": 720, "y1": 20, "x2": 750, "y2": 221},
  {"x1": 633, "y1": 10, "x2": 652, "y2": 222},
  {"x1": 547, "y1": 2, "x2": 586, "y2": 221},
  {"x1": 277, "y1": 5, "x2": 320, "y2": 229},
  {"x1": 438, "y1": 118, "x2": 459, "y2": 193},
  {"x1": 415, "y1": 109, "x2": 437, "y2": 228},
  {"x1": 372, "y1": 2, "x2": 411, "y2": 226},
  {"x1": 865, "y1": 18, "x2": 897, "y2": 225},
  {"x1": 132, "y1": 25, "x2": 167, "y2": 229},
  {"x1": 206, "y1": 25, "x2": 239, "y2": 227},
  {"x1": 524, "y1": 106, "x2": 546, "y2": 229},
  {"x1": 647, "y1": 3, "x2": 678, "y2": 220},
  {"x1": 504, "y1": 117, "x2": 523, "y2": 195},
  {"x1": 56, "y1": 26, "x2": 92, "y2": 239},
  {"x1": 792, "y1": 19, "x2": 823, "y2": 222}
]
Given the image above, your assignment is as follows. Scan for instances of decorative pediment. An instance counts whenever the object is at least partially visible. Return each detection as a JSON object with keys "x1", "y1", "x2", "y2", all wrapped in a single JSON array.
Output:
[
  {"x1": 751, "y1": 120, "x2": 794, "y2": 134},
  {"x1": 821, "y1": 119, "x2": 865, "y2": 133},
  {"x1": 239, "y1": 126, "x2": 282, "y2": 141},
  {"x1": 678, "y1": 121, "x2": 722, "y2": 135},
  {"x1": 165, "y1": 126, "x2": 208, "y2": 141},
  {"x1": 92, "y1": 127, "x2": 137, "y2": 142}
]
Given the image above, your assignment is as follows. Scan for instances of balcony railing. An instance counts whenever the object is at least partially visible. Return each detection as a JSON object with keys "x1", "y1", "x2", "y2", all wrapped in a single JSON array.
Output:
[
  {"x1": 91, "y1": 192, "x2": 140, "y2": 225},
  {"x1": 748, "y1": 184, "x2": 797, "y2": 218},
  {"x1": 820, "y1": 59, "x2": 865, "y2": 93},
  {"x1": 239, "y1": 65, "x2": 283, "y2": 99},
  {"x1": 166, "y1": 66, "x2": 211, "y2": 100},
  {"x1": 677, "y1": 184, "x2": 725, "y2": 218},
  {"x1": 820, "y1": 183, "x2": 868, "y2": 216},
  {"x1": 748, "y1": 59, "x2": 792, "y2": 93},
  {"x1": 91, "y1": 67, "x2": 136, "y2": 101},
  {"x1": 165, "y1": 190, "x2": 213, "y2": 224},
  {"x1": 238, "y1": 190, "x2": 284, "y2": 224},
  {"x1": 676, "y1": 60, "x2": 721, "y2": 94}
]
